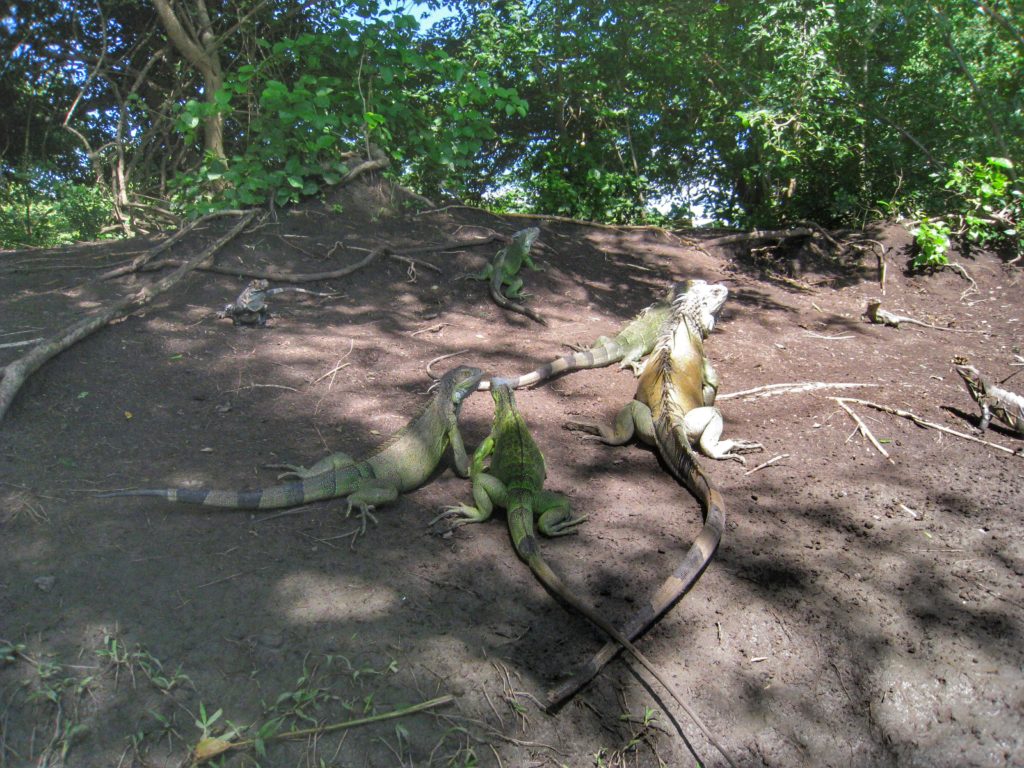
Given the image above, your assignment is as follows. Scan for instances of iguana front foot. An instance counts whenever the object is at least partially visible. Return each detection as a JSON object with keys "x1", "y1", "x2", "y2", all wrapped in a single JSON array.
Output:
[{"x1": 344, "y1": 499, "x2": 379, "y2": 540}]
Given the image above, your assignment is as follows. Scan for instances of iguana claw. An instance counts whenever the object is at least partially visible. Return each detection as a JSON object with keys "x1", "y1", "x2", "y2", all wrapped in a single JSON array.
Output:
[
  {"x1": 345, "y1": 500, "x2": 379, "y2": 538},
  {"x1": 429, "y1": 504, "x2": 487, "y2": 531},
  {"x1": 265, "y1": 463, "x2": 312, "y2": 480}
]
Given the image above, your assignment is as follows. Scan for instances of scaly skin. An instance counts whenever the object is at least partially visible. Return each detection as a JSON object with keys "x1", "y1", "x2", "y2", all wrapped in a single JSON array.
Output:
[
  {"x1": 464, "y1": 227, "x2": 546, "y2": 324},
  {"x1": 477, "y1": 284, "x2": 678, "y2": 390},
  {"x1": 551, "y1": 279, "x2": 761, "y2": 709},
  {"x1": 436, "y1": 381, "x2": 736, "y2": 767},
  {"x1": 954, "y1": 362, "x2": 1024, "y2": 435},
  {"x1": 100, "y1": 366, "x2": 485, "y2": 522}
]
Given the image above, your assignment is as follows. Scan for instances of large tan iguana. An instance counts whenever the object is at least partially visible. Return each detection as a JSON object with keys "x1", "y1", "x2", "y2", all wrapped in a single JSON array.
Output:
[
  {"x1": 475, "y1": 283, "x2": 679, "y2": 390},
  {"x1": 550, "y1": 279, "x2": 761, "y2": 709},
  {"x1": 434, "y1": 380, "x2": 736, "y2": 767},
  {"x1": 100, "y1": 366, "x2": 485, "y2": 532}
]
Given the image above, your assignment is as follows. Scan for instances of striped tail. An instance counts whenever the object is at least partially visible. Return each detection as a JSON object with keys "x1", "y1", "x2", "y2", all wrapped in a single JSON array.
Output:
[
  {"x1": 99, "y1": 465, "x2": 361, "y2": 509},
  {"x1": 546, "y1": 413, "x2": 724, "y2": 709},
  {"x1": 480, "y1": 343, "x2": 624, "y2": 390}
]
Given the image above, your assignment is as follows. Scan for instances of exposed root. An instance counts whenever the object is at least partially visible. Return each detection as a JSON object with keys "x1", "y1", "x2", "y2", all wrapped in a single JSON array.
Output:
[{"x1": 0, "y1": 210, "x2": 257, "y2": 423}]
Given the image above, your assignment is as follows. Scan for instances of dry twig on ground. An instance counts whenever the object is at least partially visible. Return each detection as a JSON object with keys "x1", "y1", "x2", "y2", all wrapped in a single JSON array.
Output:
[{"x1": 830, "y1": 396, "x2": 1023, "y2": 459}]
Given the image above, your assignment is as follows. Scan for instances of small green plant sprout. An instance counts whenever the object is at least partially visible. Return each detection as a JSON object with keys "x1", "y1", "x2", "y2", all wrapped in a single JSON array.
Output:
[
  {"x1": 0, "y1": 639, "x2": 27, "y2": 664},
  {"x1": 911, "y1": 218, "x2": 952, "y2": 268}
]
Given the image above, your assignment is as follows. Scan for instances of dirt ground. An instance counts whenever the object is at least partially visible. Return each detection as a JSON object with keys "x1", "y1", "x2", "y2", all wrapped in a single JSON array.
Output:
[{"x1": 1, "y1": 178, "x2": 1022, "y2": 768}]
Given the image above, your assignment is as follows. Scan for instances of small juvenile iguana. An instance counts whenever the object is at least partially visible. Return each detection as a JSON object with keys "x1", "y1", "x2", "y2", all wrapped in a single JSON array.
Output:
[
  {"x1": 864, "y1": 299, "x2": 979, "y2": 334},
  {"x1": 100, "y1": 366, "x2": 485, "y2": 531},
  {"x1": 551, "y1": 279, "x2": 761, "y2": 709},
  {"x1": 476, "y1": 283, "x2": 679, "y2": 390},
  {"x1": 218, "y1": 279, "x2": 335, "y2": 327},
  {"x1": 953, "y1": 358, "x2": 1024, "y2": 436},
  {"x1": 463, "y1": 227, "x2": 546, "y2": 325},
  {"x1": 435, "y1": 381, "x2": 735, "y2": 767}
]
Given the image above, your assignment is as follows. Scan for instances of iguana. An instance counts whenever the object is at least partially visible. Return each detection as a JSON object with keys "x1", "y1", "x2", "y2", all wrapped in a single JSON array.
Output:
[
  {"x1": 463, "y1": 227, "x2": 546, "y2": 325},
  {"x1": 550, "y1": 279, "x2": 761, "y2": 709},
  {"x1": 434, "y1": 380, "x2": 736, "y2": 767},
  {"x1": 953, "y1": 358, "x2": 1024, "y2": 436},
  {"x1": 864, "y1": 299, "x2": 979, "y2": 334},
  {"x1": 100, "y1": 366, "x2": 485, "y2": 532},
  {"x1": 218, "y1": 279, "x2": 336, "y2": 327},
  {"x1": 476, "y1": 284, "x2": 679, "y2": 391}
]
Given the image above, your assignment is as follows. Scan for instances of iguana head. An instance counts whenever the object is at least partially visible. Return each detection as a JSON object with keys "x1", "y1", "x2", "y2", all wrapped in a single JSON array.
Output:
[
  {"x1": 443, "y1": 365, "x2": 486, "y2": 408},
  {"x1": 673, "y1": 279, "x2": 729, "y2": 338},
  {"x1": 952, "y1": 359, "x2": 986, "y2": 398},
  {"x1": 488, "y1": 378, "x2": 517, "y2": 413},
  {"x1": 512, "y1": 227, "x2": 541, "y2": 248}
]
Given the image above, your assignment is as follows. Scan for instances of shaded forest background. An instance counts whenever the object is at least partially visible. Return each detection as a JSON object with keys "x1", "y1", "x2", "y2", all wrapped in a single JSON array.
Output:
[{"x1": 0, "y1": 0, "x2": 1021, "y2": 258}]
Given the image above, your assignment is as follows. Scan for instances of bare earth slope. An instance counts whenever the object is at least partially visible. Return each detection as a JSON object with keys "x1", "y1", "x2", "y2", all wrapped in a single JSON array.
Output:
[{"x1": 2, "y1": 180, "x2": 1021, "y2": 767}]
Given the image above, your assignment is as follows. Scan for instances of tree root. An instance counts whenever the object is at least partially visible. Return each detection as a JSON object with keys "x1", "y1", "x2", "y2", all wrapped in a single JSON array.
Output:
[
  {"x1": 123, "y1": 235, "x2": 504, "y2": 284},
  {"x1": 0, "y1": 210, "x2": 257, "y2": 423}
]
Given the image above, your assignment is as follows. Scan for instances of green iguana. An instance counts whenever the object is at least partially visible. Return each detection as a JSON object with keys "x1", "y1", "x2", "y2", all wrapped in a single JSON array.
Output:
[
  {"x1": 218, "y1": 279, "x2": 335, "y2": 327},
  {"x1": 434, "y1": 380, "x2": 735, "y2": 767},
  {"x1": 476, "y1": 284, "x2": 679, "y2": 390},
  {"x1": 100, "y1": 366, "x2": 485, "y2": 531},
  {"x1": 550, "y1": 279, "x2": 761, "y2": 709},
  {"x1": 953, "y1": 358, "x2": 1024, "y2": 436},
  {"x1": 864, "y1": 299, "x2": 979, "y2": 334},
  {"x1": 463, "y1": 227, "x2": 546, "y2": 325}
]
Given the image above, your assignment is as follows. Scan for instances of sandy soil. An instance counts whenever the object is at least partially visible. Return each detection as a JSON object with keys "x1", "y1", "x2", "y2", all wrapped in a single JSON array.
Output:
[{"x1": 1, "y1": 178, "x2": 1022, "y2": 767}]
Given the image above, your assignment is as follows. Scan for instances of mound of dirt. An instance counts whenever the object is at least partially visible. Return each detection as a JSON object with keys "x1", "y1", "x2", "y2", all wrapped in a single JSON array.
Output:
[{"x1": 1, "y1": 177, "x2": 1021, "y2": 767}]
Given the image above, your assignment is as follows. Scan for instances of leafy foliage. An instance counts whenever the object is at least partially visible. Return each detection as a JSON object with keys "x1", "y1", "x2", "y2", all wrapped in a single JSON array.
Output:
[
  {"x1": 911, "y1": 218, "x2": 952, "y2": 269},
  {"x1": 942, "y1": 157, "x2": 1021, "y2": 259},
  {"x1": 172, "y1": 12, "x2": 525, "y2": 212},
  {"x1": 1, "y1": 0, "x2": 1021, "y2": 236},
  {"x1": 0, "y1": 174, "x2": 114, "y2": 248}
]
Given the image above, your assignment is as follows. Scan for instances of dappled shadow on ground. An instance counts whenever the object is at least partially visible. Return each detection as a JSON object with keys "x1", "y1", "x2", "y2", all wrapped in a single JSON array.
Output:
[{"x1": 1, "y1": 177, "x2": 1021, "y2": 767}]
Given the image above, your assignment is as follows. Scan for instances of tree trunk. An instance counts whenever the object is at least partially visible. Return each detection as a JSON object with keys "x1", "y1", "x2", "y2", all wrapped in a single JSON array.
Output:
[{"x1": 152, "y1": 0, "x2": 226, "y2": 161}]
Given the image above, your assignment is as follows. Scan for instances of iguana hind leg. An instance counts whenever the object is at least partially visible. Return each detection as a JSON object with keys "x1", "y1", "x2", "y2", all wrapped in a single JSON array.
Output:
[
  {"x1": 535, "y1": 491, "x2": 586, "y2": 537},
  {"x1": 564, "y1": 401, "x2": 656, "y2": 446},
  {"x1": 430, "y1": 472, "x2": 503, "y2": 530},
  {"x1": 267, "y1": 451, "x2": 355, "y2": 480},
  {"x1": 681, "y1": 406, "x2": 763, "y2": 463},
  {"x1": 503, "y1": 274, "x2": 526, "y2": 300}
]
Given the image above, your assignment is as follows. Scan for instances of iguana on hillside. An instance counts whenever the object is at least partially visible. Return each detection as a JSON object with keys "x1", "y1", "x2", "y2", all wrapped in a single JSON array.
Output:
[
  {"x1": 550, "y1": 279, "x2": 762, "y2": 709},
  {"x1": 218, "y1": 279, "x2": 336, "y2": 327},
  {"x1": 864, "y1": 299, "x2": 979, "y2": 334},
  {"x1": 476, "y1": 284, "x2": 679, "y2": 390},
  {"x1": 952, "y1": 358, "x2": 1024, "y2": 436},
  {"x1": 463, "y1": 227, "x2": 546, "y2": 325},
  {"x1": 100, "y1": 366, "x2": 485, "y2": 533},
  {"x1": 434, "y1": 381, "x2": 736, "y2": 767}
]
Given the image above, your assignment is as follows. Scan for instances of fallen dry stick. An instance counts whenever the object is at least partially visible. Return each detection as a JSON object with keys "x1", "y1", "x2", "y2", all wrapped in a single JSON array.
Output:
[
  {"x1": 830, "y1": 397, "x2": 1024, "y2": 459},
  {"x1": 718, "y1": 381, "x2": 874, "y2": 400},
  {"x1": 745, "y1": 453, "x2": 790, "y2": 475},
  {"x1": 833, "y1": 399, "x2": 895, "y2": 463}
]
